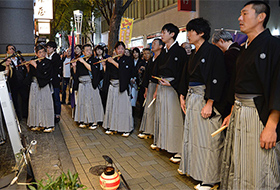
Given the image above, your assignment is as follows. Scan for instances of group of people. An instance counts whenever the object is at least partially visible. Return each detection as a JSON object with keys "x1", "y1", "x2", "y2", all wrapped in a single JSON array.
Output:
[
  {"x1": 0, "y1": 41, "x2": 62, "y2": 133},
  {"x1": 1, "y1": 0, "x2": 280, "y2": 189}
]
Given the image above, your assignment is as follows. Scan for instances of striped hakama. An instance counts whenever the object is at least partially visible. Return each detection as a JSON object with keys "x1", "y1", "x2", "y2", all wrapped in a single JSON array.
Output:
[
  {"x1": 139, "y1": 82, "x2": 157, "y2": 134},
  {"x1": 153, "y1": 78, "x2": 183, "y2": 153},
  {"x1": 27, "y1": 77, "x2": 54, "y2": 128},
  {"x1": 74, "y1": 76, "x2": 104, "y2": 124},
  {"x1": 179, "y1": 85, "x2": 224, "y2": 184},
  {"x1": 220, "y1": 96, "x2": 280, "y2": 189},
  {"x1": 103, "y1": 80, "x2": 133, "y2": 132}
]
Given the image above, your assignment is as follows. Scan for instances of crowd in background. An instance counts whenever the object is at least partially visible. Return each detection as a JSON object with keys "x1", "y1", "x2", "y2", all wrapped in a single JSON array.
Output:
[{"x1": 1, "y1": 1, "x2": 280, "y2": 189}]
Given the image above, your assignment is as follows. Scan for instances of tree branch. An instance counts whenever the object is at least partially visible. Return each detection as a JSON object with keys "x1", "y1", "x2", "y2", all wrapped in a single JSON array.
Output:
[
  {"x1": 96, "y1": 0, "x2": 110, "y2": 25},
  {"x1": 121, "y1": 0, "x2": 133, "y2": 15},
  {"x1": 54, "y1": 7, "x2": 67, "y2": 30},
  {"x1": 105, "y1": 0, "x2": 112, "y2": 18}
]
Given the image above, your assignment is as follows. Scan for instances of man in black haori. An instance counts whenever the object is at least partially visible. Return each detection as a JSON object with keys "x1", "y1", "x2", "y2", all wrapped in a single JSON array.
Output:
[
  {"x1": 46, "y1": 41, "x2": 62, "y2": 123},
  {"x1": 221, "y1": 1, "x2": 280, "y2": 189},
  {"x1": 102, "y1": 41, "x2": 134, "y2": 137},
  {"x1": 151, "y1": 23, "x2": 187, "y2": 163},
  {"x1": 138, "y1": 38, "x2": 164, "y2": 139},
  {"x1": 178, "y1": 18, "x2": 227, "y2": 190},
  {"x1": 5, "y1": 44, "x2": 29, "y2": 120},
  {"x1": 212, "y1": 29, "x2": 241, "y2": 118},
  {"x1": 73, "y1": 44, "x2": 104, "y2": 130},
  {"x1": 27, "y1": 45, "x2": 54, "y2": 133}
]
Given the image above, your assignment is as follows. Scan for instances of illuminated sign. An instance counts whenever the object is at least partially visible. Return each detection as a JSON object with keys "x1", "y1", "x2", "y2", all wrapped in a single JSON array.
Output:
[
  {"x1": 178, "y1": 0, "x2": 196, "y2": 11},
  {"x1": 34, "y1": 0, "x2": 53, "y2": 20},
  {"x1": 38, "y1": 22, "x2": 50, "y2": 34},
  {"x1": 119, "y1": 18, "x2": 134, "y2": 47}
]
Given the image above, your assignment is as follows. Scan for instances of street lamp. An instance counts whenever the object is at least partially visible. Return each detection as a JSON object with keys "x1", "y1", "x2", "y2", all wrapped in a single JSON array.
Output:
[{"x1": 73, "y1": 10, "x2": 83, "y2": 44}]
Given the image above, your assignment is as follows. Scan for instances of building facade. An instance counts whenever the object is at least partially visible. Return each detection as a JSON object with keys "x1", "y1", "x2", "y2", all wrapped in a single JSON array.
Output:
[
  {"x1": 0, "y1": 0, "x2": 34, "y2": 54},
  {"x1": 99, "y1": 0, "x2": 280, "y2": 49}
]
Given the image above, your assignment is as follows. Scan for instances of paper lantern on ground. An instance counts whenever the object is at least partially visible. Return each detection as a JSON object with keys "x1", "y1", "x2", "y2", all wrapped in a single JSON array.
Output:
[{"x1": 99, "y1": 166, "x2": 120, "y2": 190}]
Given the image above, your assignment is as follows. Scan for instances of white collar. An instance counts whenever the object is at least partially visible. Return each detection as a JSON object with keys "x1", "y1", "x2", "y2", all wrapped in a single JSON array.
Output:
[
  {"x1": 47, "y1": 52, "x2": 55, "y2": 59},
  {"x1": 164, "y1": 41, "x2": 176, "y2": 52},
  {"x1": 245, "y1": 39, "x2": 249, "y2": 49},
  {"x1": 226, "y1": 42, "x2": 234, "y2": 51}
]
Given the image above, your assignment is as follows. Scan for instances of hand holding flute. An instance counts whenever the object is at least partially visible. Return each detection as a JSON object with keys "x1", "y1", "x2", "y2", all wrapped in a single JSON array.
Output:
[{"x1": 16, "y1": 57, "x2": 45, "y2": 67}]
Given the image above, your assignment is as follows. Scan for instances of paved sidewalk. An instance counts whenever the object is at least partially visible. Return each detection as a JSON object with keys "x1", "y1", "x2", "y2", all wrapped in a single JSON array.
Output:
[{"x1": 60, "y1": 105, "x2": 197, "y2": 189}]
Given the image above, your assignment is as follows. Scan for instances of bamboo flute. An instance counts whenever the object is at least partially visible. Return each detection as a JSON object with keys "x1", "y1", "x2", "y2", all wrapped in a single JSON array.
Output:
[
  {"x1": 16, "y1": 57, "x2": 45, "y2": 67},
  {"x1": 211, "y1": 125, "x2": 228, "y2": 137}
]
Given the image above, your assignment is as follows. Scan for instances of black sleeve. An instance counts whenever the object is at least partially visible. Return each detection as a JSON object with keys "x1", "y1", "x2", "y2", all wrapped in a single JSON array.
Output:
[
  {"x1": 37, "y1": 59, "x2": 53, "y2": 88},
  {"x1": 178, "y1": 55, "x2": 190, "y2": 97},
  {"x1": 142, "y1": 60, "x2": 151, "y2": 88},
  {"x1": 90, "y1": 58, "x2": 101, "y2": 89},
  {"x1": 170, "y1": 47, "x2": 188, "y2": 93},
  {"x1": 205, "y1": 47, "x2": 227, "y2": 102}
]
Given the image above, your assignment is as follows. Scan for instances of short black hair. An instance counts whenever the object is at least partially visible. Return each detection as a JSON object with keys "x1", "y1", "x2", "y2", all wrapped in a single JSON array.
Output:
[
  {"x1": 244, "y1": 1, "x2": 270, "y2": 28},
  {"x1": 132, "y1": 47, "x2": 140, "y2": 55},
  {"x1": 46, "y1": 41, "x2": 57, "y2": 49},
  {"x1": 186, "y1": 18, "x2": 211, "y2": 41},
  {"x1": 6, "y1": 44, "x2": 16, "y2": 52},
  {"x1": 153, "y1": 38, "x2": 165, "y2": 47},
  {"x1": 94, "y1": 45, "x2": 104, "y2": 52},
  {"x1": 82, "y1": 44, "x2": 92, "y2": 51},
  {"x1": 35, "y1": 45, "x2": 46, "y2": 53},
  {"x1": 75, "y1": 45, "x2": 82, "y2": 50},
  {"x1": 114, "y1": 41, "x2": 126, "y2": 50},
  {"x1": 143, "y1": 48, "x2": 151, "y2": 52},
  {"x1": 161, "y1": 23, "x2": 179, "y2": 40}
]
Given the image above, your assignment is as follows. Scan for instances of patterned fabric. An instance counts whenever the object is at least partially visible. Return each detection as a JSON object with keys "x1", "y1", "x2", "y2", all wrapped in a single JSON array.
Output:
[
  {"x1": 27, "y1": 78, "x2": 54, "y2": 128},
  {"x1": 179, "y1": 85, "x2": 224, "y2": 184},
  {"x1": 139, "y1": 82, "x2": 157, "y2": 134},
  {"x1": 221, "y1": 97, "x2": 280, "y2": 189},
  {"x1": 103, "y1": 80, "x2": 133, "y2": 133},
  {"x1": 153, "y1": 78, "x2": 183, "y2": 153},
  {"x1": 74, "y1": 76, "x2": 104, "y2": 124}
]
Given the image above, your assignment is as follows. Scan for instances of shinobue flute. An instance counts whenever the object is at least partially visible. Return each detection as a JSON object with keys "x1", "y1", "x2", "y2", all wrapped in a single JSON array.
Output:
[
  {"x1": 152, "y1": 76, "x2": 170, "y2": 82},
  {"x1": 65, "y1": 54, "x2": 123, "y2": 65},
  {"x1": 92, "y1": 54, "x2": 122, "y2": 65},
  {"x1": 211, "y1": 125, "x2": 228, "y2": 137},
  {"x1": 16, "y1": 57, "x2": 45, "y2": 67},
  {"x1": 0, "y1": 53, "x2": 36, "y2": 58},
  {"x1": 64, "y1": 54, "x2": 92, "y2": 65}
]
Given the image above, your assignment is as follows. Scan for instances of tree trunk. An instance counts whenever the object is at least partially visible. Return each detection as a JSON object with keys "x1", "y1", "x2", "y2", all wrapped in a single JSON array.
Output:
[{"x1": 108, "y1": 14, "x2": 122, "y2": 55}]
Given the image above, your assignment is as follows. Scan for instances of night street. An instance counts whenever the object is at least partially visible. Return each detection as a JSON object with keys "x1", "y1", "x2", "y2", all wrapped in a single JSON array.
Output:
[{"x1": 1, "y1": 104, "x2": 196, "y2": 189}]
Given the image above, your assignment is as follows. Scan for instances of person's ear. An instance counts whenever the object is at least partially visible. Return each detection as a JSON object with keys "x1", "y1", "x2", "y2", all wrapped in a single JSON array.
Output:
[
  {"x1": 219, "y1": 39, "x2": 225, "y2": 44},
  {"x1": 258, "y1": 12, "x2": 266, "y2": 23},
  {"x1": 198, "y1": 32, "x2": 204, "y2": 38}
]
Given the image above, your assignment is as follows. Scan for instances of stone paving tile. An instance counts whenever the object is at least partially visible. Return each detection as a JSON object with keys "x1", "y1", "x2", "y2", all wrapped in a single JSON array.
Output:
[
  {"x1": 128, "y1": 184, "x2": 143, "y2": 190},
  {"x1": 126, "y1": 177, "x2": 147, "y2": 185},
  {"x1": 144, "y1": 176, "x2": 161, "y2": 187},
  {"x1": 157, "y1": 176, "x2": 181, "y2": 185},
  {"x1": 140, "y1": 160, "x2": 158, "y2": 166},
  {"x1": 139, "y1": 182, "x2": 154, "y2": 189},
  {"x1": 147, "y1": 169, "x2": 165, "y2": 180},
  {"x1": 58, "y1": 105, "x2": 197, "y2": 189},
  {"x1": 173, "y1": 181, "x2": 193, "y2": 190}
]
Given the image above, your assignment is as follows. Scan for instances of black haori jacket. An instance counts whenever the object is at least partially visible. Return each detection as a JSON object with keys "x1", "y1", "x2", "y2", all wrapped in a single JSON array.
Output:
[
  {"x1": 26, "y1": 58, "x2": 53, "y2": 88},
  {"x1": 49, "y1": 53, "x2": 62, "y2": 88},
  {"x1": 155, "y1": 42, "x2": 187, "y2": 94},
  {"x1": 89, "y1": 56, "x2": 102, "y2": 89},
  {"x1": 179, "y1": 41, "x2": 227, "y2": 117},
  {"x1": 142, "y1": 56, "x2": 159, "y2": 88},
  {"x1": 103, "y1": 55, "x2": 134, "y2": 94},
  {"x1": 236, "y1": 29, "x2": 280, "y2": 141}
]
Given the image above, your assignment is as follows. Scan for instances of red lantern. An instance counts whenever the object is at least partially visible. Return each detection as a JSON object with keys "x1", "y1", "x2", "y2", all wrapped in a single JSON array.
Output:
[{"x1": 99, "y1": 166, "x2": 120, "y2": 190}]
